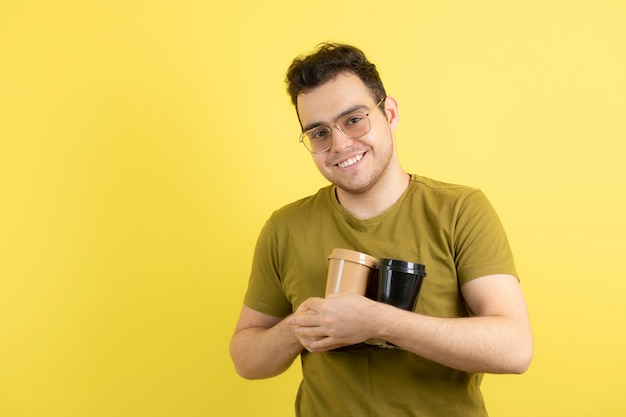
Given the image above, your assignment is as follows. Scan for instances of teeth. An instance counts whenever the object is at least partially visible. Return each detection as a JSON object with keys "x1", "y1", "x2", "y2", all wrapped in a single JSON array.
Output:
[{"x1": 338, "y1": 154, "x2": 363, "y2": 168}]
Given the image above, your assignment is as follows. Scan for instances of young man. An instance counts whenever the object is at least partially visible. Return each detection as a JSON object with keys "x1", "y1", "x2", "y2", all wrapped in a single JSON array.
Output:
[{"x1": 230, "y1": 43, "x2": 533, "y2": 417}]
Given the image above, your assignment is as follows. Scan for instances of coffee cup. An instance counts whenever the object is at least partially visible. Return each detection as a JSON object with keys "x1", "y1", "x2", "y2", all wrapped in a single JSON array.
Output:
[
  {"x1": 376, "y1": 259, "x2": 426, "y2": 311},
  {"x1": 325, "y1": 248, "x2": 378, "y2": 296}
]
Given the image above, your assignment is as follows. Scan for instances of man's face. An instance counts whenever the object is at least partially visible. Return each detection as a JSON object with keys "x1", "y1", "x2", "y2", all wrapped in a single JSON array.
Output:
[{"x1": 296, "y1": 73, "x2": 398, "y2": 195}]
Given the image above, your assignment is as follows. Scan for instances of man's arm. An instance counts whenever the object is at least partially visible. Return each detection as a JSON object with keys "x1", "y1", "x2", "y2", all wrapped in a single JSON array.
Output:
[
  {"x1": 230, "y1": 306, "x2": 304, "y2": 379},
  {"x1": 289, "y1": 274, "x2": 533, "y2": 374}
]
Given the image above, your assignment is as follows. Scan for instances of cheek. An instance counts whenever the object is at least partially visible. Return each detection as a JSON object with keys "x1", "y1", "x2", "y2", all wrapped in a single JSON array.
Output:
[
  {"x1": 312, "y1": 155, "x2": 328, "y2": 169},
  {"x1": 312, "y1": 156, "x2": 336, "y2": 179}
]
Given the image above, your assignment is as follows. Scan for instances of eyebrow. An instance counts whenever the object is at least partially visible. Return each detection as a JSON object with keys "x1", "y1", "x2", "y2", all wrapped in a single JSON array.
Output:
[{"x1": 302, "y1": 104, "x2": 369, "y2": 132}]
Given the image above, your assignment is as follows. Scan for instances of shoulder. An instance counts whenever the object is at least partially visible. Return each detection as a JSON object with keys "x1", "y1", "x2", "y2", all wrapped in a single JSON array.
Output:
[
  {"x1": 410, "y1": 174, "x2": 476, "y2": 194},
  {"x1": 408, "y1": 174, "x2": 484, "y2": 205},
  {"x1": 406, "y1": 175, "x2": 501, "y2": 225}
]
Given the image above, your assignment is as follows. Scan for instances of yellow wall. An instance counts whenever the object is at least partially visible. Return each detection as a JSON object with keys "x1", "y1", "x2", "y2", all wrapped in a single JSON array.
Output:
[{"x1": 1, "y1": 0, "x2": 624, "y2": 415}]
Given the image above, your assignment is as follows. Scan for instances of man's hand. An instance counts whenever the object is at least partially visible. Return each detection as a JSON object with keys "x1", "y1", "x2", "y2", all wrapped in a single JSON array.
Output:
[{"x1": 288, "y1": 293, "x2": 378, "y2": 352}]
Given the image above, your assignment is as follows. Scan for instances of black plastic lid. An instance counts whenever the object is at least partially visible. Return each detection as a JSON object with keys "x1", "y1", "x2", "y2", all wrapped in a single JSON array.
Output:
[{"x1": 378, "y1": 258, "x2": 426, "y2": 276}]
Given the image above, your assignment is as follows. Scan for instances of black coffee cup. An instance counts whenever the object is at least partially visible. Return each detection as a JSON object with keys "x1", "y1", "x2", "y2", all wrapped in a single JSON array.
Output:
[{"x1": 376, "y1": 259, "x2": 426, "y2": 311}]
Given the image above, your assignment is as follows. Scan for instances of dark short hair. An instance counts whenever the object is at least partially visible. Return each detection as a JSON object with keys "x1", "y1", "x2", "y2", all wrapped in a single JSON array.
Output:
[{"x1": 285, "y1": 42, "x2": 387, "y2": 110}]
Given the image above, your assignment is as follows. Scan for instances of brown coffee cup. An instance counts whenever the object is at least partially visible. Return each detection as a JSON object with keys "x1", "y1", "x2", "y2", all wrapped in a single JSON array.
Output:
[{"x1": 325, "y1": 248, "x2": 378, "y2": 296}]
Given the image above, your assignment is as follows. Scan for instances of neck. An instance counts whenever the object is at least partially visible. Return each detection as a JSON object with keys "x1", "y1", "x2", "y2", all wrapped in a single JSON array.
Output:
[{"x1": 335, "y1": 167, "x2": 410, "y2": 220}]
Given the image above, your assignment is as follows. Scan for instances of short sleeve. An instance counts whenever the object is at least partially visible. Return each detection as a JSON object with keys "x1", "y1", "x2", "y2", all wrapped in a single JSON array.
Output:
[
  {"x1": 243, "y1": 217, "x2": 293, "y2": 317},
  {"x1": 454, "y1": 190, "x2": 517, "y2": 285}
]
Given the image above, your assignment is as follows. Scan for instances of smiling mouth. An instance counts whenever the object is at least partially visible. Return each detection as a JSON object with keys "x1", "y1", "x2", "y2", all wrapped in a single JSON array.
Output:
[{"x1": 337, "y1": 153, "x2": 364, "y2": 168}]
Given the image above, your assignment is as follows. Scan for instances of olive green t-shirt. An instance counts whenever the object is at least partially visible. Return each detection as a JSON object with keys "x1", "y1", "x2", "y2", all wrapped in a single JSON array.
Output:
[{"x1": 244, "y1": 174, "x2": 517, "y2": 417}]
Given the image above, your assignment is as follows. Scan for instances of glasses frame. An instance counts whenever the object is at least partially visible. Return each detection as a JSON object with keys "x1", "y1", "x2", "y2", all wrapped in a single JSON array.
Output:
[{"x1": 299, "y1": 97, "x2": 385, "y2": 154}]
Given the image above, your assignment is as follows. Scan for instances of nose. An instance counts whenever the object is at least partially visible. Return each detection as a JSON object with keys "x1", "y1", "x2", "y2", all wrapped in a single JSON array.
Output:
[{"x1": 329, "y1": 126, "x2": 354, "y2": 152}]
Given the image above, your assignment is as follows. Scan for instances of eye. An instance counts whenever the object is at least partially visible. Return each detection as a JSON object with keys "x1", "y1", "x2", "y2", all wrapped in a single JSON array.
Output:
[
  {"x1": 309, "y1": 128, "x2": 328, "y2": 140},
  {"x1": 343, "y1": 112, "x2": 366, "y2": 127}
]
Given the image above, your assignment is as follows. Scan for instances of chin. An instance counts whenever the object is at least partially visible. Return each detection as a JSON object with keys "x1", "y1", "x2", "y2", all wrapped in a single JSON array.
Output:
[{"x1": 334, "y1": 177, "x2": 376, "y2": 195}]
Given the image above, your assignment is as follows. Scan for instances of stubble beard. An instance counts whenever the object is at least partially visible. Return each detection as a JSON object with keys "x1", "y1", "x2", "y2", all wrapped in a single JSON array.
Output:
[{"x1": 324, "y1": 133, "x2": 395, "y2": 196}]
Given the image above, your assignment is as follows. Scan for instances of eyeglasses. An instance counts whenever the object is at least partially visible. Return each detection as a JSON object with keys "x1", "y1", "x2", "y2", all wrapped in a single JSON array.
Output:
[{"x1": 299, "y1": 97, "x2": 385, "y2": 154}]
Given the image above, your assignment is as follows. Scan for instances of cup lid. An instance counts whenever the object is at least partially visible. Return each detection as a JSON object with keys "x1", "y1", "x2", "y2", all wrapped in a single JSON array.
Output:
[
  {"x1": 378, "y1": 258, "x2": 426, "y2": 275},
  {"x1": 328, "y1": 248, "x2": 378, "y2": 268}
]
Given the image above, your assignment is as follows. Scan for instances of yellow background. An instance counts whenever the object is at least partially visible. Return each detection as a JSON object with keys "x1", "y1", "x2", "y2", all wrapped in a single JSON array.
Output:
[{"x1": 1, "y1": 0, "x2": 624, "y2": 416}]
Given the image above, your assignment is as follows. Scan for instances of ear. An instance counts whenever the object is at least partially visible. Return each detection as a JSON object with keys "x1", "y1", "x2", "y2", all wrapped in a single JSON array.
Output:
[{"x1": 383, "y1": 96, "x2": 400, "y2": 131}]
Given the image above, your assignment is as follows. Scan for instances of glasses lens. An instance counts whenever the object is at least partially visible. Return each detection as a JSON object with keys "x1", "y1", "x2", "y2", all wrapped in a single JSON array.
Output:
[
  {"x1": 299, "y1": 110, "x2": 373, "y2": 153},
  {"x1": 301, "y1": 126, "x2": 331, "y2": 153},
  {"x1": 337, "y1": 111, "x2": 370, "y2": 138}
]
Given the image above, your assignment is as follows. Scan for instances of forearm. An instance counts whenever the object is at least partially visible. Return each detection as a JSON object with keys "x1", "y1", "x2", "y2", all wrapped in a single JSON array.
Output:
[
  {"x1": 290, "y1": 276, "x2": 533, "y2": 373},
  {"x1": 371, "y1": 303, "x2": 533, "y2": 374},
  {"x1": 230, "y1": 316, "x2": 304, "y2": 380}
]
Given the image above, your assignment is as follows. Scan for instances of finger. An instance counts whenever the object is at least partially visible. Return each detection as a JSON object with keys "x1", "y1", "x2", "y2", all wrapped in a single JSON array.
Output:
[
  {"x1": 293, "y1": 307, "x2": 319, "y2": 318},
  {"x1": 307, "y1": 337, "x2": 345, "y2": 353},
  {"x1": 296, "y1": 334, "x2": 323, "y2": 352},
  {"x1": 294, "y1": 325, "x2": 328, "y2": 338},
  {"x1": 290, "y1": 314, "x2": 323, "y2": 327},
  {"x1": 287, "y1": 306, "x2": 319, "y2": 326},
  {"x1": 300, "y1": 297, "x2": 326, "y2": 311},
  {"x1": 293, "y1": 305, "x2": 313, "y2": 316},
  {"x1": 298, "y1": 335, "x2": 324, "y2": 345}
]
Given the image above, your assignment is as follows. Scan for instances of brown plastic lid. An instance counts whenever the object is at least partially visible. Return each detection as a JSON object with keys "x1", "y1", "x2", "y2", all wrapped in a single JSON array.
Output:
[{"x1": 328, "y1": 248, "x2": 378, "y2": 268}]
